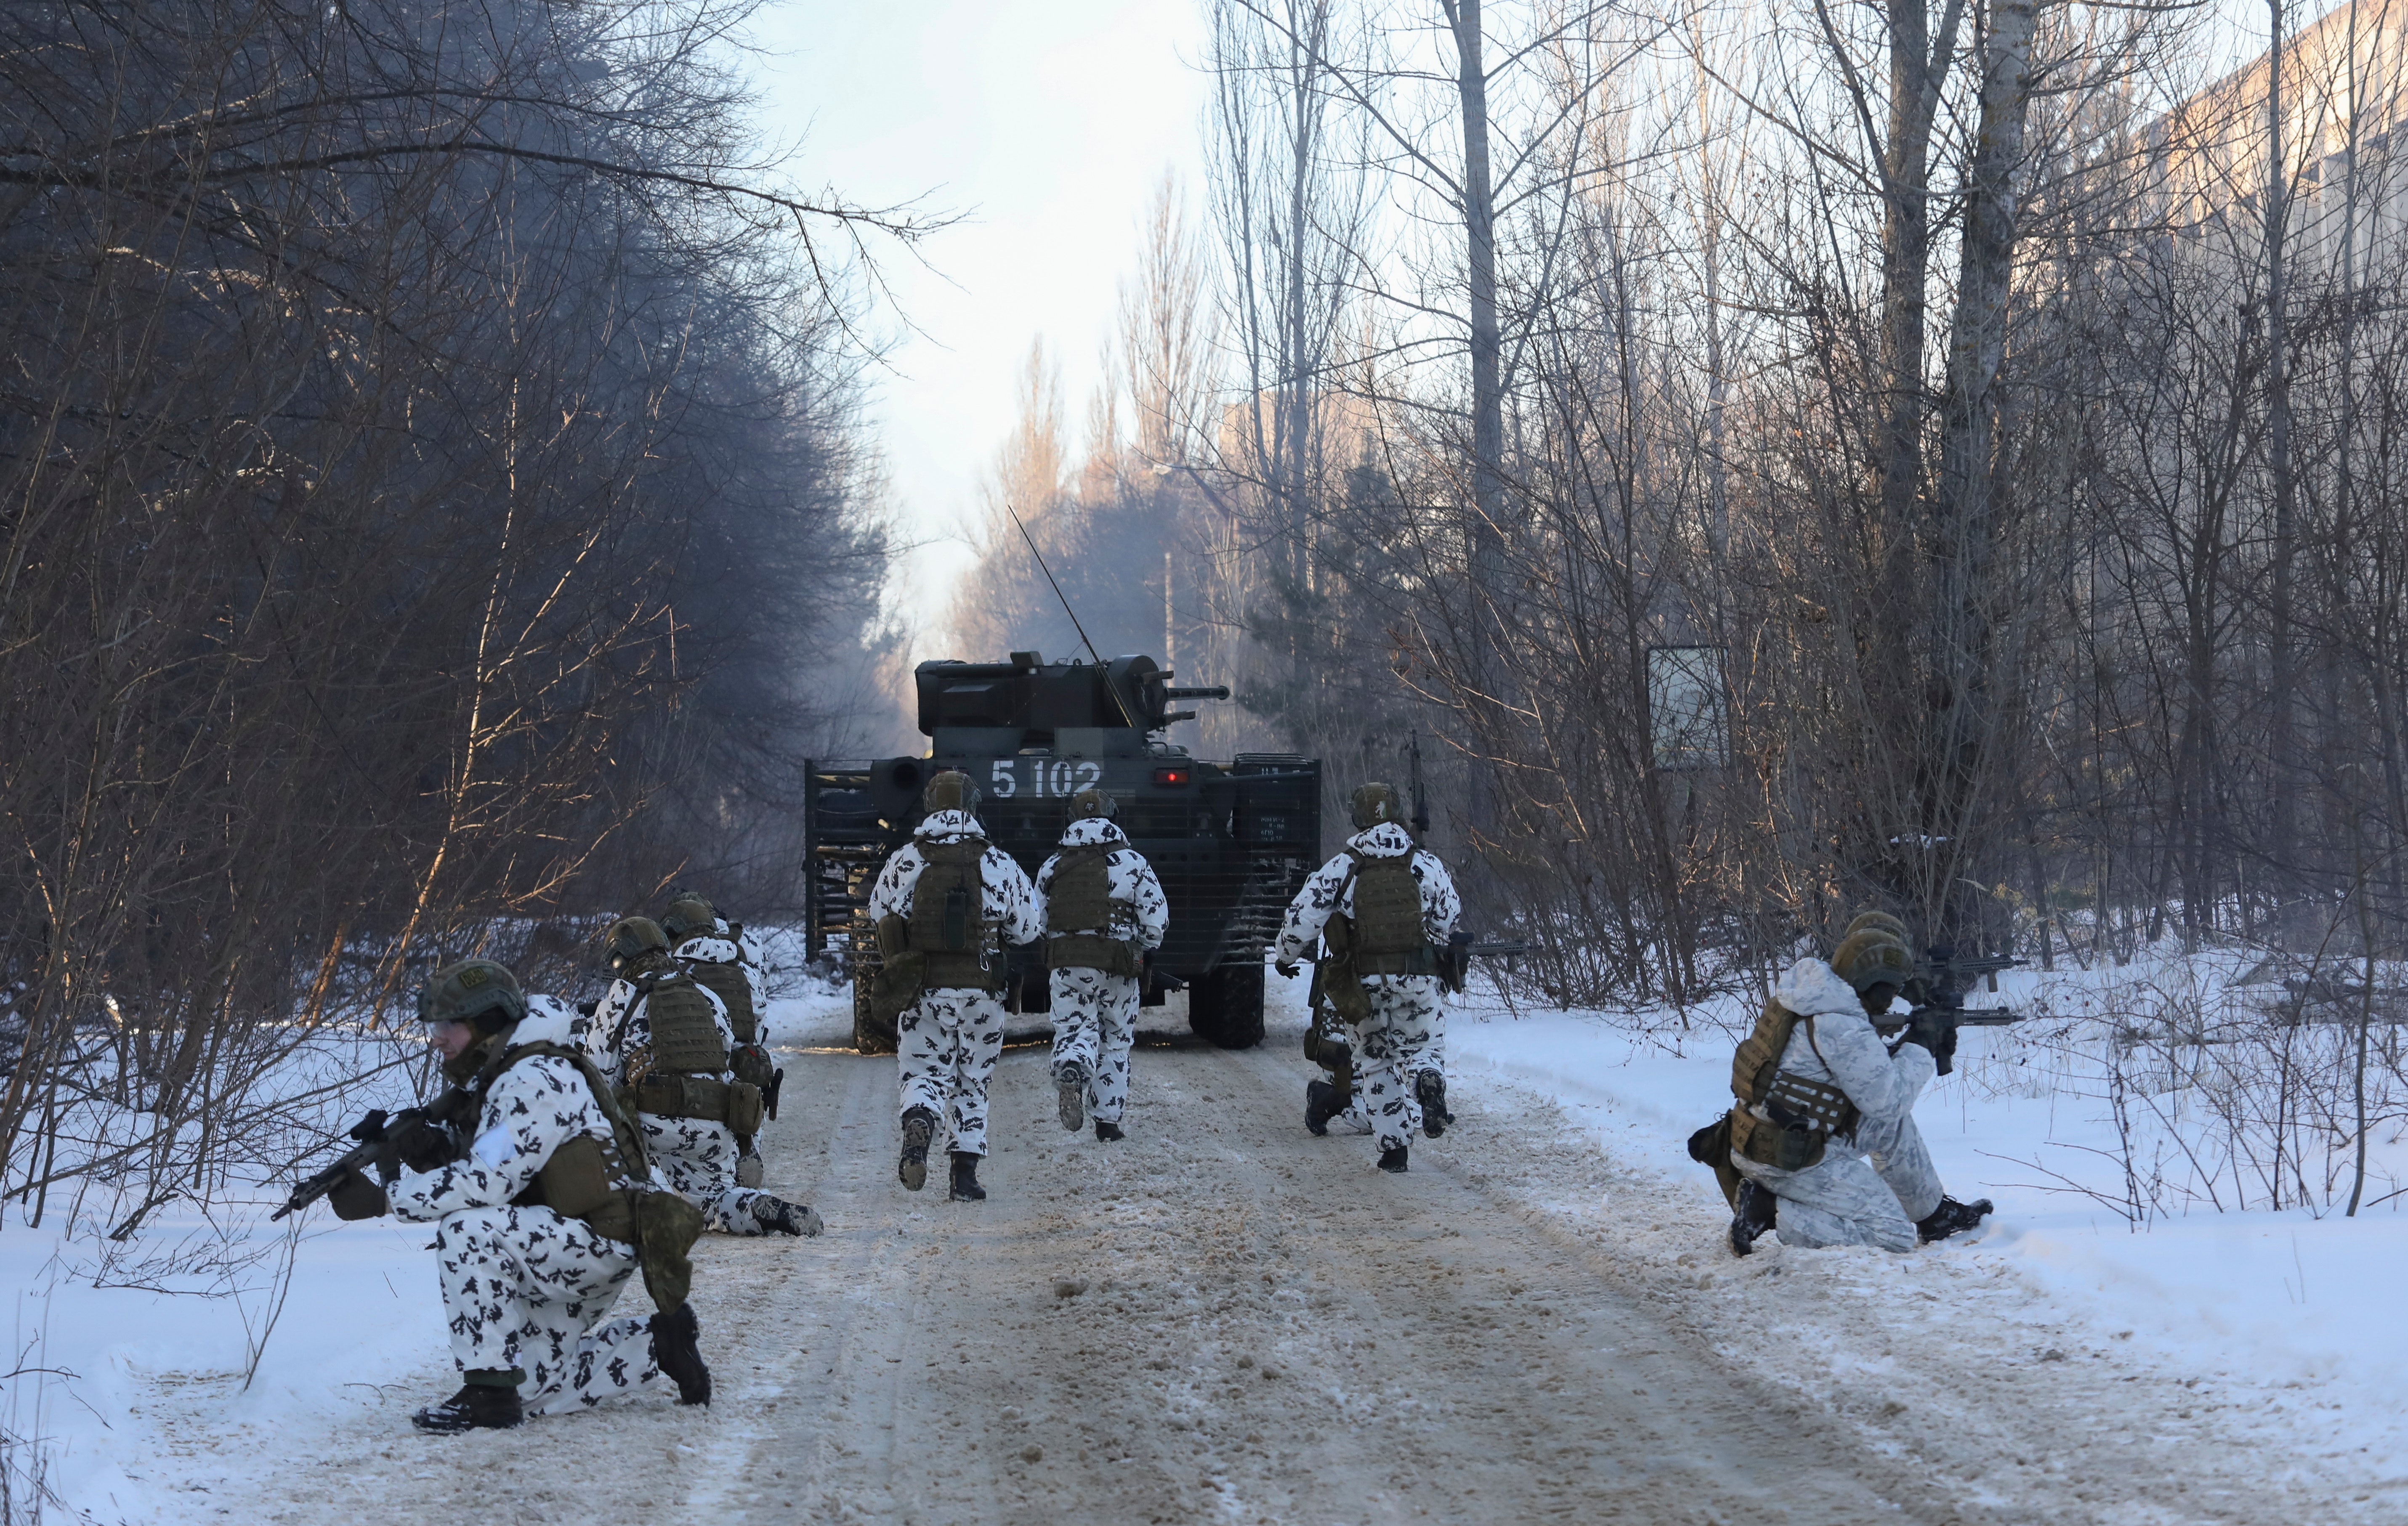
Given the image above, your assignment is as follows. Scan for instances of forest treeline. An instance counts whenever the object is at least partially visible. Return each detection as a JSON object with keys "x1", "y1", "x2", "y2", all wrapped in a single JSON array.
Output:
[
  {"x1": 0, "y1": 0, "x2": 906, "y2": 1221},
  {"x1": 952, "y1": 0, "x2": 2408, "y2": 1014}
]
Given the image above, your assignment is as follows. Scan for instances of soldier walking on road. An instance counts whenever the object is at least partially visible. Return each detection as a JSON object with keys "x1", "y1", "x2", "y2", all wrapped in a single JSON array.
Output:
[
  {"x1": 590, "y1": 916, "x2": 822, "y2": 1238},
  {"x1": 662, "y1": 891, "x2": 782, "y2": 1188},
  {"x1": 865, "y1": 770, "x2": 1044, "y2": 1201},
  {"x1": 1274, "y1": 782, "x2": 1462, "y2": 1173},
  {"x1": 1034, "y1": 786, "x2": 1168, "y2": 1141}
]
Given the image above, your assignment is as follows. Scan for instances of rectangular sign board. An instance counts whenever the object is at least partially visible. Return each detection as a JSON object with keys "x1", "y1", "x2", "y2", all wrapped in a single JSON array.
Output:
[{"x1": 1647, "y1": 645, "x2": 1730, "y2": 771}]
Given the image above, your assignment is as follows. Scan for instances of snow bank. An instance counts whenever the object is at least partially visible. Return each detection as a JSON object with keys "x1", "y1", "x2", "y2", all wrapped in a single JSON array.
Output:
[{"x1": 1387, "y1": 958, "x2": 2408, "y2": 1473}]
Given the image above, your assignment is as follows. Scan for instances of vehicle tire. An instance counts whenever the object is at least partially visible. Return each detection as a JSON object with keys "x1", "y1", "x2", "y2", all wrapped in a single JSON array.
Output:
[
  {"x1": 851, "y1": 943, "x2": 898, "y2": 1056},
  {"x1": 1189, "y1": 959, "x2": 1265, "y2": 1050}
]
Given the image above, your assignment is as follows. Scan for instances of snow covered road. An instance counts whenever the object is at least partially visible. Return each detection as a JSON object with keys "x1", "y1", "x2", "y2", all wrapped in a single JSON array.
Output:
[{"x1": 188, "y1": 1031, "x2": 2397, "y2": 1524}]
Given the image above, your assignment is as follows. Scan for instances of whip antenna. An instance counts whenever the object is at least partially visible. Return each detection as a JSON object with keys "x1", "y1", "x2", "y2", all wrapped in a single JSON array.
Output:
[{"x1": 1005, "y1": 501, "x2": 1132, "y2": 725}]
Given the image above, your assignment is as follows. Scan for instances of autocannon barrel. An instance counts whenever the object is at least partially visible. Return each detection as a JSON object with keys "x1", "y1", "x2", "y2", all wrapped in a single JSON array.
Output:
[{"x1": 1164, "y1": 685, "x2": 1231, "y2": 700}]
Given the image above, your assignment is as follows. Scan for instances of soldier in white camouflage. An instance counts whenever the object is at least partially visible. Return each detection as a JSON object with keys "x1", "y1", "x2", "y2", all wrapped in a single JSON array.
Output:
[
  {"x1": 1034, "y1": 786, "x2": 1169, "y2": 1140},
  {"x1": 661, "y1": 891, "x2": 780, "y2": 1188},
  {"x1": 1274, "y1": 782, "x2": 1462, "y2": 1173},
  {"x1": 865, "y1": 770, "x2": 1044, "y2": 1201},
  {"x1": 588, "y1": 916, "x2": 822, "y2": 1237},
  {"x1": 378, "y1": 959, "x2": 712, "y2": 1432},
  {"x1": 1720, "y1": 928, "x2": 1993, "y2": 1255}
]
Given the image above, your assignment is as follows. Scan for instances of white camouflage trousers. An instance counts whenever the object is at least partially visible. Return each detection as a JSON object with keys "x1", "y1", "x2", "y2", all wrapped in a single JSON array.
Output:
[
  {"x1": 433, "y1": 1204, "x2": 661, "y2": 1416},
  {"x1": 642, "y1": 1114, "x2": 774, "y2": 1236},
  {"x1": 1048, "y1": 968, "x2": 1137, "y2": 1125},
  {"x1": 1738, "y1": 1107, "x2": 1945, "y2": 1253},
  {"x1": 1348, "y1": 974, "x2": 1444, "y2": 1154},
  {"x1": 898, "y1": 987, "x2": 1008, "y2": 1157}
]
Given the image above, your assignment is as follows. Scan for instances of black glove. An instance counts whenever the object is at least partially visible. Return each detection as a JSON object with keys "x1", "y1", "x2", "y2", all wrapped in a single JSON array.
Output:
[
  {"x1": 1904, "y1": 1006, "x2": 1960, "y2": 1077},
  {"x1": 391, "y1": 1112, "x2": 462, "y2": 1175}
]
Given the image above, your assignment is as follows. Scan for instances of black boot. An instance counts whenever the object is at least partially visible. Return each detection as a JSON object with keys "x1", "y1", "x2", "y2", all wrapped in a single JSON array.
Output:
[
  {"x1": 1916, "y1": 1195, "x2": 1994, "y2": 1244},
  {"x1": 1094, "y1": 1120, "x2": 1124, "y2": 1142},
  {"x1": 1305, "y1": 1080, "x2": 1341, "y2": 1137},
  {"x1": 650, "y1": 1302, "x2": 712, "y2": 1406},
  {"x1": 948, "y1": 1150, "x2": 987, "y2": 1202},
  {"x1": 1729, "y1": 1179, "x2": 1778, "y2": 1257},
  {"x1": 1377, "y1": 1144, "x2": 1409, "y2": 1173},
  {"x1": 1415, "y1": 1070, "x2": 1450, "y2": 1138},
  {"x1": 898, "y1": 1105, "x2": 936, "y2": 1192},
  {"x1": 410, "y1": 1378, "x2": 524, "y2": 1433},
  {"x1": 749, "y1": 1196, "x2": 824, "y2": 1237},
  {"x1": 1055, "y1": 1060, "x2": 1087, "y2": 1131}
]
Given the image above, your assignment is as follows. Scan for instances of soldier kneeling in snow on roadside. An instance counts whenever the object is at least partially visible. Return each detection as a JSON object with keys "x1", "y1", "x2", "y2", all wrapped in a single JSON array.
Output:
[
  {"x1": 1710, "y1": 931, "x2": 1991, "y2": 1255},
  {"x1": 381, "y1": 959, "x2": 713, "y2": 1432},
  {"x1": 590, "y1": 916, "x2": 822, "y2": 1238},
  {"x1": 661, "y1": 890, "x2": 782, "y2": 1188}
]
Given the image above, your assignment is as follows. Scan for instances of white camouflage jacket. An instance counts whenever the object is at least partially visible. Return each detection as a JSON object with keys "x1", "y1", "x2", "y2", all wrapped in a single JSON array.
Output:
[
  {"x1": 1759, "y1": 957, "x2": 1935, "y2": 1132},
  {"x1": 674, "y1": 933, "x2": 771, "y2": 1048},
  {"x1": 1034, "y1": 817, "x2": 1169, "y2": 950},
  {"x1": 1274, "y1": 823, "x2": 1462, "y2": 964},
  {"x1": 865, "y1": 808, "x2": 1045, "y2": 950},
  {"x1": 584, "y1": 966, "x2": 734, "y2": 1088},
  {"x1": 389, "y1": 1006, "x2": 632, "y2": 1224}
]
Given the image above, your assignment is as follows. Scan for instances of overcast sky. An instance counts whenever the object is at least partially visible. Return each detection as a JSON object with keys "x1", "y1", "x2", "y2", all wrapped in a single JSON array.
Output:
[{"x1": 745, "y1": 1, "x2": 1214, "y2": 656}]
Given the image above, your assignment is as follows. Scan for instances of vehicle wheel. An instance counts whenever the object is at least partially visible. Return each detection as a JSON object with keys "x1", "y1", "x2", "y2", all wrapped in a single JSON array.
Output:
[
  {"x1": 1189, "y1": 959, "x2": 1265, "y2": 1049},
  {"x1": 851, "y1": 945, "x2": 897, "y2": 1056}
]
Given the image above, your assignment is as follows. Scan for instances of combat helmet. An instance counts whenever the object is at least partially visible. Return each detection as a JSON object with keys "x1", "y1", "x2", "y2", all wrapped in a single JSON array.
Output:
[
  {"x1": 661, "y1": 890, "x2": 719, "y2": 944},
  {"x1": 1831, "y1": 929, "x2": 1915, "y2": 1002},
  {"x1": 1068, "y1": 785, "x2": 1117, "y2": 821},
  {"x1": 416, "y1": 958, "x2": 528, "y2": 1037},
  {"x1": 922, "y1": 769, "x2": 982, "y2": 816},
  {"x1": 1841, "y1": 909, "x2": 1912, "y2": 947},
  {"x1": 604, "y1": 915, "x2": 672, "y2": 974},
  {"x1": 1349, "y1": 782, "x2": 1404, "y2": 831}
]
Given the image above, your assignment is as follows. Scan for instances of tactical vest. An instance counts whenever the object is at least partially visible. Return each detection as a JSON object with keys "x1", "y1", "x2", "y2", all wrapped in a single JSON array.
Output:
[
  {"x1": 1726, "y1": 996, "x2": 1861, "y2": 1171},
  {"x1": 1046, "y1": 845, "x2": 1138, "y2": 974},
  {"x1": 476, "y1": 1041, "x2": 646, "y2": 1242},
  {"x1": 1330, "y1": 850, "x2": 1435, "y2": 977},
  {"x1": 633, "y1": 971, "x2": 729, "y2": 1075},
  {"x1": 909, "y1": 839, "x2": 1003, "y2": 991},
  {"x1": 684, "y1": 957, "x2": 758, "y2": 1044}
]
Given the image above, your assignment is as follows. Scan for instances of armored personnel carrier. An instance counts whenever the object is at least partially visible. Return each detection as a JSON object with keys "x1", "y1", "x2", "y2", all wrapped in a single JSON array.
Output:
[{"x1": 803, "y1": 652, "x2": 1320, "y2": 1053}]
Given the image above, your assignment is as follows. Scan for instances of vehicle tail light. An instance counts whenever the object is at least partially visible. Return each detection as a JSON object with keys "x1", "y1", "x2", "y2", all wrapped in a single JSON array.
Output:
[{"x1": 1153, "y1": 767, "x2": 1191, "y2": 786}]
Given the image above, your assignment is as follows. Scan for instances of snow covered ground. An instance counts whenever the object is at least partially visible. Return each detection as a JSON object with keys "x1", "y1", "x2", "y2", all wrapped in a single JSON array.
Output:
[
  {"x1": 1410, "y1": 953, "x2": 2408, "y2": 1504},
  {"x1": 7, "y1": 945, "x2": 2405, "y2": 1521}
]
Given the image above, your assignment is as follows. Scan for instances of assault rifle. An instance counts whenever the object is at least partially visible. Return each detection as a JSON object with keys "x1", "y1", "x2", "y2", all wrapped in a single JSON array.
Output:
[
  {"x1": 273, "y1": 1091, "x2": 476, "y2": 1221},
  {"x1": 1914, "y1": 950, "x2": 2025, "y2": 1026}
]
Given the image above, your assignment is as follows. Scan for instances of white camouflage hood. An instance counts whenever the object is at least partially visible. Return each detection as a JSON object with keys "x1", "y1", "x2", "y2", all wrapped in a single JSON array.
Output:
[
  {"x1": 675, "y1": 934, "x2": 742, "y2": 964},
  {"x1": 1775, "y1": 956, "x2": 1863, "y2": 1019},
  {"x1": 1058, "y1": 816, "x2": 1130, "y2": 849},
  {"x1": 1345, "y1": 822, "x2": 1417, "y2": 859},
  {"x1": 914, "y1": 807, "x2": 985, "y2": 843}
]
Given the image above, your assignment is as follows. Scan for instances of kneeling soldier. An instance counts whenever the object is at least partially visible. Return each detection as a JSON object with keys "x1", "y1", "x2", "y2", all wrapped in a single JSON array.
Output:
[
  {"x1": 1720, "y1": 929, "x2": 1992, "y2": 1255},
  {"x1": 1274, "y1": 782, "x2": 1462, "y2": 1173},
  {"x1": 1035, "y1": 786, "x2": 1168, "y2": 1140},
  {"x1": 662, "y1": 891, "x2": 781, "y2": 1188},
  {"x1": 388, "y1": 959, "x2": 713, "y2": 1431},
  {"x1": 591, "y1": 916, "x2": 822, "y2": 1237},
  {"x1": 866, "y1": 769, "x2": 1043, "y2": 1200}
]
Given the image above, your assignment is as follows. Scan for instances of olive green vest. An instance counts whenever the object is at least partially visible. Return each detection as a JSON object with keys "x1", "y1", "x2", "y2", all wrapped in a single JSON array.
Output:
[
  {"x1": 1332, "y1": 850, "x2": 1435, "y2": 977},
  {"x1": 909, "y1": 840, "x2": 1001, "y2": 990},
  {"x1": 684, "y1": 957, "x2": 758, "y2": 1045},
  {"x1": 1045, "y1": 845, "x2": 1136, "y2": 974},
  {"x1": 624, "y1": 971, "x2": 729, "y2": 1075}
]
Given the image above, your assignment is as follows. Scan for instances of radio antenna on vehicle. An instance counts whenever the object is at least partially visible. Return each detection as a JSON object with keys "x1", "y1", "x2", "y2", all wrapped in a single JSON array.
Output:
[{"x1": 1005, "y1": 501, "x2": 1132, "y2": 725}]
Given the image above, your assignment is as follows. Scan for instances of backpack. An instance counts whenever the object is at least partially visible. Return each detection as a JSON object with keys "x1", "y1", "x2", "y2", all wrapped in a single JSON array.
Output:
[
  {"x1": 1724, "y1": 996, "x2": 1861, "y2": 1171},
  {"x1": 908, "y1": 840, "x2": 1003, "y2": 991}
]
